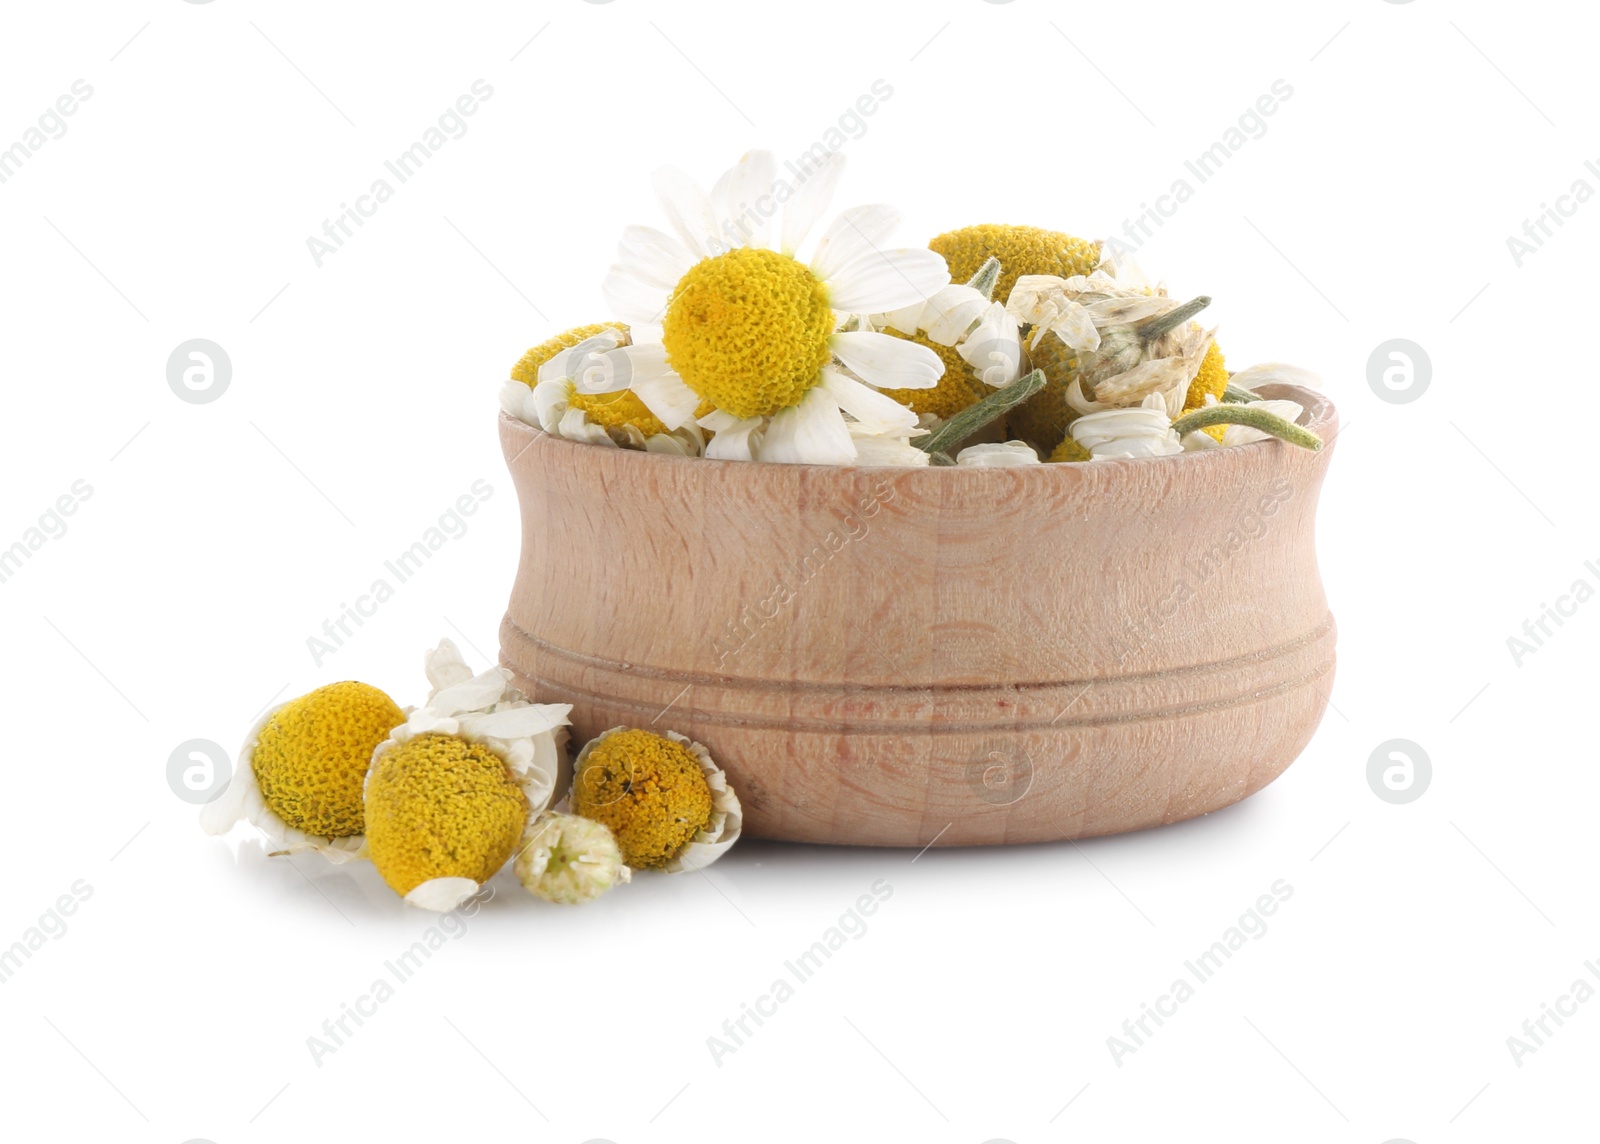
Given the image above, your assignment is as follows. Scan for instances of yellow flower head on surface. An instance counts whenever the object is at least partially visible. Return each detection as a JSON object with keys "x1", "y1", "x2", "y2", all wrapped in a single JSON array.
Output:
[
  {"x1": 250, "y1": 681, "x2": 404, "y2": 839},
  {"x1": 199, "y1": 680, "x2": 405, "y2": 862},
  {"x1": 600, "y1": 151, "x2": 952, "y2": 464},
  {"x1": 929, "y1": 224, "x2": 1100, "y2": 312},
  {"x1": 516, "y1": 812, "x2": 631, "y2": 904},
  {"x1": 662, "y1": 247, "x2": 836, "y2": 419},
  {"x1": 365, "y1": 733, "x2": 530, "y2": 898},
  {"x1": 573, "y1": 728, "x2": 713, "y2": 870},
  {"x1": 1183, "y1": 339, "x2": 1230, "y2": 441}
]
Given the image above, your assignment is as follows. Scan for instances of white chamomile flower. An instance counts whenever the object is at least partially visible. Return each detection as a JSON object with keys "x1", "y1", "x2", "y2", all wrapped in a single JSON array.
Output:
[
  {"x1": 955, "y1": 441, "x2": 1041, "y2": 467},
  {"x1": 515, "y1": 812, "x2": 631, "y2": 905},
  {"x1": 363, "y1": 640, "x2": 573, "y2": 912},
  {"x1": 199, "y1": 680, "x2": 407, "y2": 864},
  {"x1": 1070, "y1": 393, "x2": 1184, "y2": 459},
  {"x1": 499, "y1": 324, "x2": 706, "y2": 456},
  {"x1": 596, "y1": 150, "x2": 952, "y2": 464}
]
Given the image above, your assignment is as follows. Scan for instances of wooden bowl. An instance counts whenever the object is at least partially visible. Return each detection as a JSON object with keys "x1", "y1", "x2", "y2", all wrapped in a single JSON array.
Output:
[{"x1": 498, "y1": 383, "x2": 1337, "y2": 848}]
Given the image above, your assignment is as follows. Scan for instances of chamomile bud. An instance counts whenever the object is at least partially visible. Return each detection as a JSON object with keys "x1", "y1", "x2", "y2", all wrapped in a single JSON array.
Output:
[{"x1": 516, "y1": 812, "x2": 631, "y2": 904}]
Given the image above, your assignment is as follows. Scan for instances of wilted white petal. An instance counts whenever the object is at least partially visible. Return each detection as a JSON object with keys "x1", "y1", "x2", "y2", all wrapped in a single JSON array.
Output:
[
  {"x1": 956, "y1": 441, "x2": 1041, "y2": 467},
  {"x1": 921, "y1": 284, "x2": 991, "y2": 345}
]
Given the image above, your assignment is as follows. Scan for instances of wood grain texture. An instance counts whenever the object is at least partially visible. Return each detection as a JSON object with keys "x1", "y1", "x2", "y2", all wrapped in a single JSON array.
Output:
[{"x1": 498, "y1": 384, "x2": 1338, "y2": 848}]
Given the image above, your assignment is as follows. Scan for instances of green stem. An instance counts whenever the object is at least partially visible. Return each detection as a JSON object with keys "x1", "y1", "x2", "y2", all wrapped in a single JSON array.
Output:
[
  {"x1": 1222, "y1": 382, "x2": 1261, "y2": 403},
  {"x1": 1135, "y1": 295, "x2": 1211, "y2": 343},
  {"x1": 915, "y1": 369, "x2": 1046, "y2": 456},
  {"x1": 1169, "y1": 405, "x2": 1322, "y2": 450},
  {"x1": 965, "y1": 256, "x2": 1002, "y2": 301}
]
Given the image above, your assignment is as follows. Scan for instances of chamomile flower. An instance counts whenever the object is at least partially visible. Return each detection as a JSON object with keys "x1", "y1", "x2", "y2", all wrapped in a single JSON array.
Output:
[
  {"x1": 876, "y1": 294, "x2": 1026, "y2": 420},
  {"x1": 1069, "y1": 393, "x2": 1183, "y2": 459},
  {"x1": 571, "y1": 727, "x2": 742, "y2": 872},
  {"x1": 596, "y1": 151, "x2": 951, "y2": 464},
  {"x1": 500, "y1": 323, "x2": 706, "y2": 456},
  {"x1": 364, "y1": 640, "x2": 572, "y2": 911},
  {"x1": 515, "y1": 812, "x2": 631, "y2": 904},
  {"x1": 199, "y1": 681, "x2": 404, "y2": 863}
]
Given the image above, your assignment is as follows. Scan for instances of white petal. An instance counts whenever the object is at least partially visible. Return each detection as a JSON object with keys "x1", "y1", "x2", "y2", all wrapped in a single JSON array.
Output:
[
  {"x1": 557, "y1": 406, "x2": 616, "y2": 446},
  {"x1": 531, "y1": 379, "x2": 569, "y2": 432},
  {"x1": 652, "y1": 165, "x2": 719, "y2": 258},
  {"x1": 780, "y1": 150, "x2": 845, "y2": 255},
  {"x1": 809, "y1": 204, "x2": 902, "y2": 282},
  {"x1": 424, "y1": 638, "x2": 474, "y2": 694},
  {"x1": 818, "y1": 368, "x2": 919, "y2": 434},
  {"x1": 570, "y1": 347, "x2": 637, "y2": 395},
  {"x1": 703, "y1": 414, "x2": 763, "y2": 461},
  {"x1": 881, "y1": 300, "x2": 926, "y2": 335},
  {"x1": 1048, "y1": 303, "x2": 1102, "y2": 353},
  {"x1": 709, "y1": 151, "x2": 776, "y2": 252},
  {"x1": 537, "y1": 330, "x2": 624, "y2": 385},
  {"x1": 958, "y1": 303, "x2": 1025, "y2": 388},
  {"x1": 825, "y1": 248, "x2": 951, "y2": 314},
  {"x1": 920, "y1": 285, "x2": 990, "y2": 345},
  {"x1": 405, "y1": 877, "x2": 481, "y2": 912},
  {"x1": 602, "y1": 267, "x2": 669, "y2": 326},
  {"x1": 617, "y1": 225, "x2": 695, "y2": 292},
  {"x1": 850, "y1": 434, "x2": 931, "y2": 467},
  {"x1": 758, "y1": 386, "x2": 856, "y2": 465},
  {"x1": 1228, "y1": 362, "x2": 1323, "y2": 391},
  {"x1": 457, "y1": 703, "x2": 572, "y2": 740},
  {"x1": 629, "y1": 364, "x2": 701, "y2": 431},
  {"x1": 829, "y1": 330, "x2": 942, "y2": 391}
]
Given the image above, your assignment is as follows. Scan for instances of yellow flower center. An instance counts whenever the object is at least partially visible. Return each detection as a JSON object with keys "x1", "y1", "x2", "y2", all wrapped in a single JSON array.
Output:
[
  {"x1": 571, "y1": 729, "x2": 713, "y2": 870},
  {"x1": 1183, "y1": 339, "x2": 1230, "y2": 441},
  {"x1": 251, "y1": 681, "x2": 404, "y2": 838},
  {"x1": 1048, "y1": 436, "x2": 1092, "y2": 463},
  {"x1": 364, "y1": 733, "x2": 529, "y2": 897},
  {"x1": 929, "y1": 224, "x2": 1100, "y2": 310},
  {"x1": 567, "y1": 386, "x2": 671, "y2": 438},
  {"x1": 661, "y1": 248, "x2": 834, "y2": 419},
  {"x1": 1008, "y1": 332, "x2": 1079, "y2": 454}
]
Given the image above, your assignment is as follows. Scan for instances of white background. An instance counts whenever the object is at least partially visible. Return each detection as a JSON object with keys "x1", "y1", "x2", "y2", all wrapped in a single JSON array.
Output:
[{"x1": 1, "y1": 1, "x2": 1594, "y2": 1140}]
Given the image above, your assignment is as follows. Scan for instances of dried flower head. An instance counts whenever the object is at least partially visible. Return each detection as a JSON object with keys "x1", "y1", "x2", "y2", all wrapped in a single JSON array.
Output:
[{"x1": 516, "y1": 812, "x2": 631, "y2": 904}]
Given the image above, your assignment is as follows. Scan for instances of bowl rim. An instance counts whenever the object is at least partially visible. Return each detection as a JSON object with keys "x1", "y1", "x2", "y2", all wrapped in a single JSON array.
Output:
[{"x1": 499, "y1": 382, "x2": 1337, "y2": 478}]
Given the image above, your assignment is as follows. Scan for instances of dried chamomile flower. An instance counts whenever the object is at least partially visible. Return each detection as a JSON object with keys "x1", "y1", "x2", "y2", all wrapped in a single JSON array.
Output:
[
  {"x1": 599, "y1": 150, "x2": 950, "y2": 464},
  {"x1": 955, "y1": 441, "x2": 1041, "y2": 467},
  {"x1": 572, "y1": 727, "x2": 742, "y2": 872},
  {"x1": 365, "y1": 640, "x2": 573, "y2": 911},
  {"x1": 929, "y1": 224, "x2": 1101, "y2": 311},
  {"x1": 199, "y1": 681, "x2": 404, "y2": 863},
  {"x1": 515, "y1": 812, "x2": 631, "y2": 904},
  {"x1": 500, "y1": 322, "x2": 708, "y2": 456},
  {"x1": 1070, "y1": 393, "x2": 1183, "y2": 459}
]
